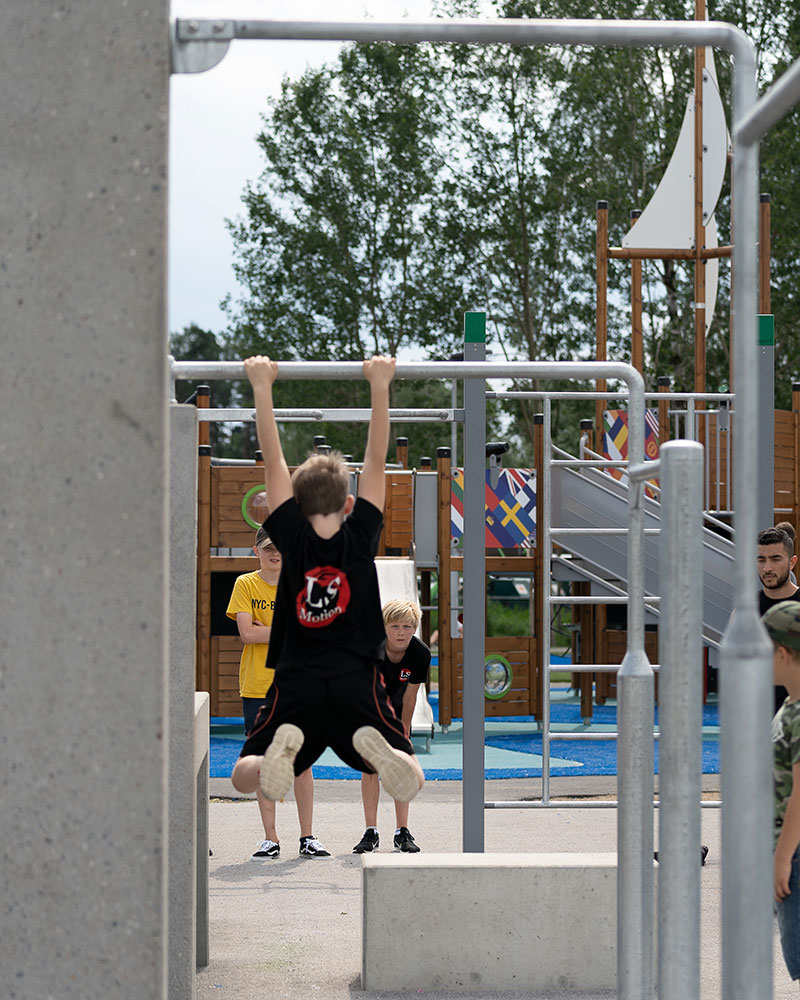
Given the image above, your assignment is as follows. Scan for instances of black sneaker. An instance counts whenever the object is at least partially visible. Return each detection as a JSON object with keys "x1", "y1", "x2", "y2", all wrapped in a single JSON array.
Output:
[
  {"x1": 299, "y1": 836, "x2": 331, "y2": 858},
  {"x1": 353, "y1": 828, "x2": 380, "y2": 854},
  {"x1": 393, "y1": 827, "x2": 420, "y2": 853},
  {"x1": 251, "y1": 839, "x2": 280, "y2": 859}
]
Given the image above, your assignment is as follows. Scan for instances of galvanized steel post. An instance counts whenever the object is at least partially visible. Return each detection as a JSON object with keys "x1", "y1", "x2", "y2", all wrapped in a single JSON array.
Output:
[
  {"x1": 616, "y1": 369, "x2": 654, "y2": 1000},
  {"x1": 658, "y1": 440, "x2": 704, "y2": 1000},
  {"x1": 462, "y1": 313, "x2": 487, "y2": 852}
]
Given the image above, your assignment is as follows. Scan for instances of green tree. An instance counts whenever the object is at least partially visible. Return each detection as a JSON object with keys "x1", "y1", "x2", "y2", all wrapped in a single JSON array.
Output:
[
  {"x1": 170, "y1": 324, "x2": 255, "y2": 457},
  {"x1": 225, "y1": 0, "x2": 800, "y2": 456},
  {"x1": 224, "y1": 41, "x2": 483, "y2": 462}
]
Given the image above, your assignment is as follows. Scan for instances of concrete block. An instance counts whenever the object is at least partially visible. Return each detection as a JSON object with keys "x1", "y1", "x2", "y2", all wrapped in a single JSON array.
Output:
[
  {"x1": 168, "y1": 404, "x2": 199, "y2": 999},
  {"x1": 362, "y1": 853, "x2": 620, "y2": 991},
  {"x1": 0, "y1": 2, "x2": 170, "y2": 996}
]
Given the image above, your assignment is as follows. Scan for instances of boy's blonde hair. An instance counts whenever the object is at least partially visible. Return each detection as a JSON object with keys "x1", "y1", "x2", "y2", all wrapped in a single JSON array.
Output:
[
  {"x1": 292, "y1": 451, "x2": 350, "y2": 517},
  {"x1": 382, "y1": 599, "x2": 422, "y2": 629}
]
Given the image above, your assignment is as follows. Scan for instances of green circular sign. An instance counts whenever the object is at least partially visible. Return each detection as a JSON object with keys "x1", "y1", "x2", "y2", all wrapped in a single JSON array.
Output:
[
  {"x1": 484, "y1": 654, "x2": 513, "y2": 700},
  {"x1": 241, "y1": 485, "x2": 270, "y2": 530}
]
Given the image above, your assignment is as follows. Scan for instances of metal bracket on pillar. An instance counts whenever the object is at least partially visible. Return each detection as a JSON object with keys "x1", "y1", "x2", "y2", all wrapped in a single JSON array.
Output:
[
  {"x1": 486, "y1": 441, "x2": 509, "y2": 489},
  {"x1": 171, "y1": 19, "x2": 234, "y2": 75}
]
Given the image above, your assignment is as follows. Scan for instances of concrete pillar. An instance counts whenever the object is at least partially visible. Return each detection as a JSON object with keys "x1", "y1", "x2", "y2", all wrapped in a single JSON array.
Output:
[
  {"x1": 169, "y1": 405, "x2": 199, "y2": 995},
  {"x1": 0, "y1": 3, "x2": 170, "y2": 998}
]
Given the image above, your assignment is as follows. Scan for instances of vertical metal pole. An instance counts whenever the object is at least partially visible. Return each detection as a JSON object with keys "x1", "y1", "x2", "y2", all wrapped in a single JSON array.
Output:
[
  {"x1": 595, "y1": 201, "x2": 609, "y2": 451},
  {"x1": 617, "y1": 368, "x2": 654, "y2": 1000},
  {"x1": 658, "y1": 441, "x2": 704, "y2": 1000},
  {"x1": 462, "y1": 312, "x2": 487, "y2": 852},
  {"x1": 722, "y1": 56, "x2": 773, "y2": 1000},
  {"x1": 541, "y1": 397, "x2": 553, "y2": 805},
  {"x1": 451, "y1": 378, "x2": 458, "y2": 466}
]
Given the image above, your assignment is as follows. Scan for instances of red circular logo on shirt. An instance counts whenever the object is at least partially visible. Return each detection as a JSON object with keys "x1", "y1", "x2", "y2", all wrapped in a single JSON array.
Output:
[{"x1": 296, "y1": 566, "x2": 351, "y2": 628}]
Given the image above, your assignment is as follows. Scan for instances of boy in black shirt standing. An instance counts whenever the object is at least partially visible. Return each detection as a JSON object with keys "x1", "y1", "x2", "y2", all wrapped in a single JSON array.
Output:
[
  {"x1": 353, "y1": 599, "x2": 430, "y2": 854},
  {"x1": 232, "y1": 355, "x2": 424, "y2": 811}
]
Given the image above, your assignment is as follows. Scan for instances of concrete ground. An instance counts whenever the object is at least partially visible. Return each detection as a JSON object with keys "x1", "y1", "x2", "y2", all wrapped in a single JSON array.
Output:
[{"x1": 197, "y1": 772, "x2": 796, "y2": 999}]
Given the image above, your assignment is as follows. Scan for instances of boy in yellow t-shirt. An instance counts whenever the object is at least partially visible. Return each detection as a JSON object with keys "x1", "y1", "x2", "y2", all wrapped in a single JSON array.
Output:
[{"x1": 226, "y1": 526, "x2": 329, "y2": 859}]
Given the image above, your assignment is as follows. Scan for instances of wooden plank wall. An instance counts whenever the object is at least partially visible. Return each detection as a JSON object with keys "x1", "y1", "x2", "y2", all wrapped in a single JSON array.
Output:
[
  {"x1": 449, "y1": 636, "x2": 538, "y2": 719},
  {"x1": 595, "y1": 629, "x2": 659, "y2": 704},
  {"x1": 212, "y1": 637, "x2": 245, "y2": 718}
]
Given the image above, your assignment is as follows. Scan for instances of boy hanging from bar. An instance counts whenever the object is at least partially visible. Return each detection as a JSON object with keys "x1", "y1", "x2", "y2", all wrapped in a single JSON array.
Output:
[{"x1": 232, "y1": 355, "x2": 425, "y2": 809}]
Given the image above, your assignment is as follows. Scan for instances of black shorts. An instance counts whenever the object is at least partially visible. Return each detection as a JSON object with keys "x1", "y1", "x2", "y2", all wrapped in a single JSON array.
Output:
[{"x1": 239, "y1": 664, "x2": 414, "y2": 774}]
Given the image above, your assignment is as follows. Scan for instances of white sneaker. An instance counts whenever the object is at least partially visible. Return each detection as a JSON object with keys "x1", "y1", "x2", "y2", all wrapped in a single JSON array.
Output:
[
  {"x1": 250, "y1": 839, "x2": 280, "y2": 859},
  {"x1": 352, "y1": 726, "x2": 419, "y2": 803},
  {"x1": 258, "y1": 723, "x2": 304, "y2": 801}
]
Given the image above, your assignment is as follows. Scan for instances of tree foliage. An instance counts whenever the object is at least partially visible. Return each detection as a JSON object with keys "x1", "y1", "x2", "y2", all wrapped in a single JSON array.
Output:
[{"x1": 217, "y1": 0, "x2": 800, "y2": 458}]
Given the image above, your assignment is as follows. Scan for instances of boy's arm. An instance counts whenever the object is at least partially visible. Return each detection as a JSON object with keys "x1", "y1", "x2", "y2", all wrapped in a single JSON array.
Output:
[
  {"x1": 358, "y1": 355, "x2": 396, "y2": 510},
  {"x1": 235, "y1": 611, "x2": 272, "y2": 645},
  {"x1": 401, "y1": 683, "x2": 421, "y2": 733},
  {"x1": 244, "y1": 356, "x2": 293, "y2": 510},
  {"x1": 775, "y1": 760, "x2": 800, "y2": 900}
]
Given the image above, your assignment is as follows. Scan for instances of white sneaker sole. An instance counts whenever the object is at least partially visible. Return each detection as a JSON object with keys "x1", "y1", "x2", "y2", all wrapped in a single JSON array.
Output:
[
  {"x1": 352, "y1": 726, "x2": 419, "y2": 803},
  {"x1": 259, "y1": 723, "x2": 303, "y2": 801}
]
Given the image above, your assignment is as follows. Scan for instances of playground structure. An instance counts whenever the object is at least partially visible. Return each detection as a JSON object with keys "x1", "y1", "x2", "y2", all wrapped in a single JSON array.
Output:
[
  {"x1": 190, "y1": 368, "x2": 800, "y2": 731},
  {"x1": 9, "y1": 7, "x2": 800, "y2": 1000}
]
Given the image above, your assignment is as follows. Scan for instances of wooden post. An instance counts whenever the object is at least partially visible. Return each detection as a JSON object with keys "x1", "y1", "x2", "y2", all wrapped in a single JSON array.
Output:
[
  {"x1": 396, "y1": 436, "x2": 408, "y2": 470},
  {"x1": 436, "y1": 446, "x2": 453, "y2": 727},
  {"x1": 596, "y1": 200, "x2": 609, "y2": 453},
  {"x1": 630, "y1": 209, "x2": 643, "y2": 374},
  {"x1": 658, "y1": 376, "x2": 671, "y2": 451},
  {"x1": 760, "y1": 194, "x2": 772, "y2": 315}
]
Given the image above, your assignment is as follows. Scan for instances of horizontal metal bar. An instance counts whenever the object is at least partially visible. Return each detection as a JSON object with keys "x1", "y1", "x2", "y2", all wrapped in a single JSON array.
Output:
[
  {"x1": 170, "y1": 359, "x2": 646, "y2": 383},
  {"x1": 630, "y1": 459, "x2": 661, "y2": 481},
  {"x1": 174, "y1": 17, "x2": 749, "y2": 54},
  {"x1": 551, "y1": 459, "x2": 630, "y2": 468},
  {"x1": 489, "y1": 390, "x2": 734, "y2": 402},
  {"x1": 555, "y1": 662, "x2": 661, "y2": 672},
  {"x1": 550, "y1": 731, "x2": 662, "y2": 741},
  {"x1": 195, "y1": 407, "x2": 458, "y2": 423},
  {"x1": 485, "y1": 800, "x2": 722, "y2": 809},
  {"x1": 549, "y1": 596, "x2": 662, "y2": 605},
  {"x1": 551, "y1": 527, "x2": 661, "y2": 535}
]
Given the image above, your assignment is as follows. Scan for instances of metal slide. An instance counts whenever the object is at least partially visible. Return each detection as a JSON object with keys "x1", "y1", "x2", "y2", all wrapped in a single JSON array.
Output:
[
  {"x1": 551, "y1": 460, "x2": 735, "y2": 646},
  {"x1": 375, "y1": 558, "x2": 436, "y2": 750}
]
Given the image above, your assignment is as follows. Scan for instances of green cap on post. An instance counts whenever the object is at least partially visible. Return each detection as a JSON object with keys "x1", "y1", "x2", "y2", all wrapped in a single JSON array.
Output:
[
  {"x1": 464, "y1": 311, "x2": 486, "y2": 344},
  {"x1": 758, "y1": 314, "x2": 775, "y2": 347}
]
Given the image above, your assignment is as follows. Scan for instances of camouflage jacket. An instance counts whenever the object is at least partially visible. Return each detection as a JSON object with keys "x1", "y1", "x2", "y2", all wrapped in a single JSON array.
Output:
[{"x1": 772, "y1": 698, "x2": 800, "y2": 842}]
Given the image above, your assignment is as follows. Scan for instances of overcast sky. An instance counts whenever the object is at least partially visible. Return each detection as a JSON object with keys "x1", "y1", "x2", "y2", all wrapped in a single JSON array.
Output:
[{"x1": 168, "y1": 1, "x2": 452, "y2": 338}]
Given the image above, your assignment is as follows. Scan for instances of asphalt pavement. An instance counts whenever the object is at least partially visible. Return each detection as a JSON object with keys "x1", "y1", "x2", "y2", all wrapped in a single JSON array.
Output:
[{"x1": 197, "y1": 773, "x2": 797, "y2": 999}]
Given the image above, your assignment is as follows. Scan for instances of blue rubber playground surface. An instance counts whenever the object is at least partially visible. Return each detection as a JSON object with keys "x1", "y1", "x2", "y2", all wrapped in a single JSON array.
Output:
[{"x1": 210, "y1": 685, "x2": 720, "y2": 781}]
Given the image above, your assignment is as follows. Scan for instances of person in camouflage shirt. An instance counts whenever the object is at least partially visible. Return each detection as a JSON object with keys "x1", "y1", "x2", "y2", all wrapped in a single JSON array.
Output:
[{"x1": 764, "y1": 600, "x2": 800, "y2": 980}]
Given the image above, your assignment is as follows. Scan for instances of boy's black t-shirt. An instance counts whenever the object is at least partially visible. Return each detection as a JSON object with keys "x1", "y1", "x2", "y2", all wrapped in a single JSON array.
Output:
[
  {"x1": 264, "y1": 496, "x2": 386, "y2": 676},
  {"x1": 759, "y1": 587, "x2": 800, "y2": 712},
  {"x1": 382, "y1": 634, "x2": 431, "y2": 702}
]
